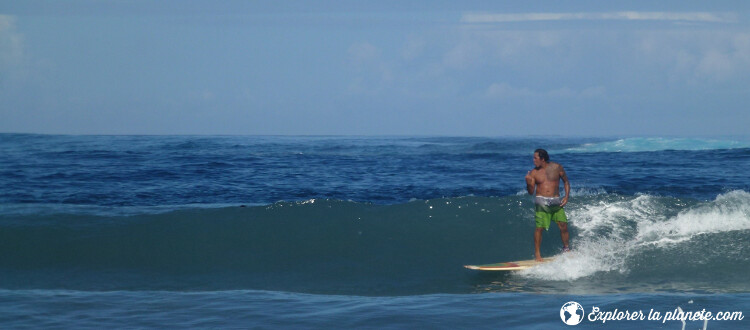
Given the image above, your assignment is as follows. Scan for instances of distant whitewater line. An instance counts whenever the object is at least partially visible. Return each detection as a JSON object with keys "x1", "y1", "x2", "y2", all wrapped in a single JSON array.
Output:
[{"x1": 563, "y1": 137, "x2": 750, "y2": 153}]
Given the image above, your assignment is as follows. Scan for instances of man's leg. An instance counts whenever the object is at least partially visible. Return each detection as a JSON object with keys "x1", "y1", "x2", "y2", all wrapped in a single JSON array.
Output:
[
  {"x1": 556, "y1": 221, "x2": 570, "y2": 250},
  {"x1": 534, "y1": 227, "x2": 544, "y2": 261}
]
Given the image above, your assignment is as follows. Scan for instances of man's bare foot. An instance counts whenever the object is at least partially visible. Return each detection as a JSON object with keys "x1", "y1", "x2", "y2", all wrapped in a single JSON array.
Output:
[
  {"x1": 535, "y1": 255, "x2": 543, "y2": 262},
  {"x1": 562, "y1": 246, "x2": 571, "y2": 253}
]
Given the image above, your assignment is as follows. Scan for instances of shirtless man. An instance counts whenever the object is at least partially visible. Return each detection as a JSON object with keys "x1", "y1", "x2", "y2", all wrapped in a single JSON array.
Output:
[{"x1": 525, "y1": 149, "x2": 571, "y2": 261}]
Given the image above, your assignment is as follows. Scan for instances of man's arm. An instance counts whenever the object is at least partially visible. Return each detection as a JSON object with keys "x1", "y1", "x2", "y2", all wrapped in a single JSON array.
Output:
[
  {"x1": 560, "y1": 166, "x2": 570, "y2": 206},
  {"x1": 525, "y1": 170, "x2": 536, "y2": 195}
]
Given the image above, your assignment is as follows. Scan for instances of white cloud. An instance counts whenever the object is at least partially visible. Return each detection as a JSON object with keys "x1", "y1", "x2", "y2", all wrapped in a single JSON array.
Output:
[
  {"x1": 637, "y1": 31, "x2": 750, "y2": 82},
  {"x1": 461, "y1": 12, "x2": 738, "y2": 24},
  {"x1": 442, "y1": 30, "x2": 563, "y2": 70},
  {"x1": 200, "y1": 90, "x2": 215, "y2": 101},
  {"x1": 445, "y1": 24, "x2": 750, "y2": 89},
  {"x1": 695, "y1": 33, "x2": 750, "y2": 81},
  {"x1": 486, "y1": 83, "x2": 605, "y2": 99},
  {"x1": 348, "y1": 42, "x2": 381, "y2": 65},
  {"x1": 580, "y1": 86, "x2": 606, "y2": 98},
  {"x1": 346, "y1": 42, "x2": 395, "y2": 95},
  {"x1": 442, "y1": 38, "x2": 484, "y2": 69},
  {"x1": 548, "y1": 87, "x2": 576, "y2": 98},
  {"x1": 0, "y1": 15, "x2": 23, "y2": 73},
  {"x1": 486, "y1": 82, "x2": 533, "y2": 98},
  {"x1": 345, "y1": 12, "x2": 748, "y2": 103},
  {"x1": 401, "y1": 37, "x2": 426, "y2": 61}
]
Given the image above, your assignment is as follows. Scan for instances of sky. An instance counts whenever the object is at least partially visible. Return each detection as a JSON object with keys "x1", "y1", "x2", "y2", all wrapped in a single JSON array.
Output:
[{"x1": 1, "y1": 0, "x2": 749, "y2": 136}]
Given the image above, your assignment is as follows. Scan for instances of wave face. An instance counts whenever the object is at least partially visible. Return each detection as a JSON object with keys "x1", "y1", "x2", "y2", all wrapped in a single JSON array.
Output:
[{"x1": 2, "y1": 191, "x2": 748, "y2": 295}]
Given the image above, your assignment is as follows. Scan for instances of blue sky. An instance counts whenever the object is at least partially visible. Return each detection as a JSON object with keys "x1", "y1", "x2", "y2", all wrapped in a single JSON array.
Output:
[{"x1": 1, "y1": 1, "x2": 748, "y2": 136}]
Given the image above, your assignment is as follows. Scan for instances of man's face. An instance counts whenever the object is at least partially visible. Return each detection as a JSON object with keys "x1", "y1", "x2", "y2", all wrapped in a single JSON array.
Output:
[{"x1": 533, "y1": 152, "x2": 543, "y2": 168}]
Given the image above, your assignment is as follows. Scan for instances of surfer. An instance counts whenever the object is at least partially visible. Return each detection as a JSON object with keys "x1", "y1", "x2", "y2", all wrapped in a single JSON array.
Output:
[{"x1": 525, "y1": 149, "x2": 570, "y2": 261}]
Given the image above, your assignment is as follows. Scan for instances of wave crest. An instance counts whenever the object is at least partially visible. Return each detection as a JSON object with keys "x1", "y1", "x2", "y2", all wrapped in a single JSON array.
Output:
[{"x1": 522, "y1": 190, "x2": 750, "y2": 284}]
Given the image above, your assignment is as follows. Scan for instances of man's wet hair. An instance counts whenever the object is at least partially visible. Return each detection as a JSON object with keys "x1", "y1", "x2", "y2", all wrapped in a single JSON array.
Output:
[{"x1": 534, "y1": 149, "x2": 550, "y2": 162}]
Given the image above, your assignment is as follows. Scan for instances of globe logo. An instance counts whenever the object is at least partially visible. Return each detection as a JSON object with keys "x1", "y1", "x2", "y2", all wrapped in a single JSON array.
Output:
[{"x1": 560, "y1": 301, "x2": 584, "y2": 325}]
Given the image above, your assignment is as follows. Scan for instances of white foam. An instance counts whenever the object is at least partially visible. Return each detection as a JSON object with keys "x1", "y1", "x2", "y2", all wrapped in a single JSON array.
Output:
[
  {"x1": 519, "y1": 190, "x2": 750, "y2": 281},
  {"x1": 635, "y1": 190, "x2": 750, "y2": 246},
  {"x1": 570, "y1": 187, "x2": 608, "y2": 196},
  {"x1": 515, "y1": 186, "x2": 607, "y2": 197},
  {"x1": 564, "y1": 137, "x2": 750, "y2": 153},
  {"x1": 520, "y1": 239, "x2": 629, "y2": 280}
]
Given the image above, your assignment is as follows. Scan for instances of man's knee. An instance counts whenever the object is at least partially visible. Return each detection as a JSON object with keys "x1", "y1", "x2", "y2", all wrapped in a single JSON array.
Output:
[{"x1": 557, "y1": 222, "x2": 568, "y2": 231}]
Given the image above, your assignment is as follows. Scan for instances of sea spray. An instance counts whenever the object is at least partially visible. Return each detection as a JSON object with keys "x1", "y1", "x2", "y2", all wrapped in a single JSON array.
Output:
[{"x1": 520, "y1": 191, "x2": 750, "y2": 291}]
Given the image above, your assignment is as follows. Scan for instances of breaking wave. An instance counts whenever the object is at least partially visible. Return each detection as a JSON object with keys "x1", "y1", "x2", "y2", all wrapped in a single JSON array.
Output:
[
  {"x1": 564, "y1": 137, "x2": 750, "y2": 153},
  {"x1": 1, "y1": 191, "x2": 749, "y2": 295}
]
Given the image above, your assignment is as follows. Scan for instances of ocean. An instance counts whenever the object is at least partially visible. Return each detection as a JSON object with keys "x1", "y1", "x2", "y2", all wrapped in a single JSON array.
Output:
[{"x1": 0, "y1": 134, "x2": 748, "y2": 328}]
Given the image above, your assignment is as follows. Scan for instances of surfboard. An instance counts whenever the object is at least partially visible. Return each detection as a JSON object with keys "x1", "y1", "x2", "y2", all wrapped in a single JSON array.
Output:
[{"x1": 464, "y1": 257, "x2": 555, "y2": 271}]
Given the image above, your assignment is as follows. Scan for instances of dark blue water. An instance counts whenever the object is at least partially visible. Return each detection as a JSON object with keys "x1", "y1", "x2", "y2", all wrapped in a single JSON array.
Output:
[{"x1": 1, "y1": 134, "x2": 749, "y2": 328}]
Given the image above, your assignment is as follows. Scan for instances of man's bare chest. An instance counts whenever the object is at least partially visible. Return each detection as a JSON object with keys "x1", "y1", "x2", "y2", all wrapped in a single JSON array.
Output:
[{"x1": 534, "y1": 168, "x2": 559, "y2": 183}]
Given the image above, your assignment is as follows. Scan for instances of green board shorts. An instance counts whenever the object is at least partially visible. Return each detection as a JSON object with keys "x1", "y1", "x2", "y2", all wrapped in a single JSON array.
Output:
[{"x1": 535, "y1": 204, "x2": 567, "y2": 230}]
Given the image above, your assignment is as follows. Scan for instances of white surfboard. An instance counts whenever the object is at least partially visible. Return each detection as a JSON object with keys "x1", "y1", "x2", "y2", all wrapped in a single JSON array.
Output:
[{"x1": 464, "y1": 257, "x2": 555, "y2": 271}]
